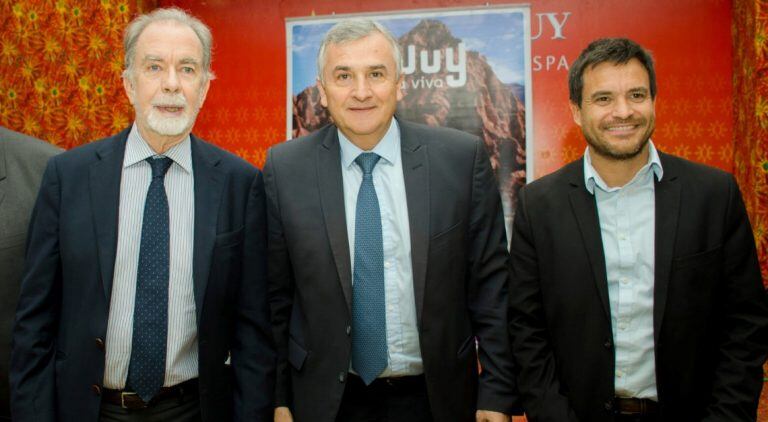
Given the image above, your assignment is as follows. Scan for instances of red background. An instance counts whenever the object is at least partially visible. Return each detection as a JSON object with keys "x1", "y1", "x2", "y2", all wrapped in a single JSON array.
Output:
[{"x1": 164, "y1": 0, "x2": 734, "y2": 179}]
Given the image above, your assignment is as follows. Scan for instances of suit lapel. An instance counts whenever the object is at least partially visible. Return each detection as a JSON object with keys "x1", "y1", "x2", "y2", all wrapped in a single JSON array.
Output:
[
  {"x1": 653, "y1": 153, "x2": 680, "y2": 341},
  {"x1": 90, "y1": 131, "x2": 128, "y2": 301},
  {"x1": 567, "y1": 161, "x2": 611, "y2": 321},
  {"x1": 317, "y1": 128, "x2": 353, "y2": 313},
  {"x1": 191, "y1": 136, "x2": 224, "y2": 322},
  {"x1": 0, "y1": 139, "x2": 7, "y2": 210},
  {"x1": 399, "y1": 121, "x2": 429, "y2": 325}
]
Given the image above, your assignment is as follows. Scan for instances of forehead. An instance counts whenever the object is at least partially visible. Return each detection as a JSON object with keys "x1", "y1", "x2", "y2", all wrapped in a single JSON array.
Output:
[
  {"x1": 582, "y1": 58, "x2": 650, "y2": 92},
  {"x1": 135, "y1": 20, "x2": 203, "y2": 61},
  {"x1": 323, "y1": 32, "x2": 395, "y2": 71}
]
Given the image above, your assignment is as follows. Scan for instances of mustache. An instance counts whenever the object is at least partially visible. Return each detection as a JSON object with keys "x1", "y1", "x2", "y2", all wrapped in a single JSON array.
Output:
[{"x1": 151, "y1": 94, "x2": 187, "y2": 108}]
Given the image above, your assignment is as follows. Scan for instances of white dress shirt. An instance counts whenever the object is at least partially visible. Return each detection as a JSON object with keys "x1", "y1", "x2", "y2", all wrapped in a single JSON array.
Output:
[
  {"x1": 338, "y1": 118, "x2": 423, "y2": 377},
  {"x1": 103, "y1": 125, "x2": 198, "y2": 389}
]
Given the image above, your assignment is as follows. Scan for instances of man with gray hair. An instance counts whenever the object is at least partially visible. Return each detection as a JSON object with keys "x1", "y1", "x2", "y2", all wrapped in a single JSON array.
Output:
[
  {"x1": 11, "y1": 7, "x2": 274, "y2": 422},
  {"x1": 267, "y1": 19, "x2": 518, "y2": 421}
]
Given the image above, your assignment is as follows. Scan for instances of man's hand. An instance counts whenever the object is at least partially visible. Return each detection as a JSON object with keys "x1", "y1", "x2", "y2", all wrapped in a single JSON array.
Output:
[
  {"x1": 476, "y1": 409, "x2": 511, "y2": 422},
  {"x1": 274, "y1": 406, "x2": 293, "y2": 422}
]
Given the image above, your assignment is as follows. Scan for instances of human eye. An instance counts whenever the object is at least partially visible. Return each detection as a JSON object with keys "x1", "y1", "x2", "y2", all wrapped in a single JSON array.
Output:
[
  {"x1": 180, "y1": 66, "x2": 196, "y2": 75},
  {"x1": 370, "y1": 70, "x2": 383, "y2": 79},
  {"x1": 593, "y1": 95, "x2": 611, "y2": 105},
  {"x1": 147, "y1": 63, "x2": 161, "y2": 72},
  {"x1": 629, "y1": 91, "x2": 647, "y2": 102}
]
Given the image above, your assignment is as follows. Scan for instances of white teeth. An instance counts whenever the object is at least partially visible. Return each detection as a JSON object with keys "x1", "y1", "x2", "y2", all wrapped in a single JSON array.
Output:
[{"x1": 606, "y1": 125, "x2": 634, "y2": 131}]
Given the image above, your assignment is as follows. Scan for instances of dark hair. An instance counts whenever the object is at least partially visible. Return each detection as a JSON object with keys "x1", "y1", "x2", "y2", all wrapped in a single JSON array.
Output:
[{"x1": 568, "y1": 38, "x2": 656, "y2": 106}]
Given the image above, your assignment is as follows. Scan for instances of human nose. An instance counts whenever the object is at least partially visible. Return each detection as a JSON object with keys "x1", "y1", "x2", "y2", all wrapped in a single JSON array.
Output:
[
  {"x1": 351, "y1": 76, "x2": 372, "y2": 101},
  {"x1": 161, "y1": 68, "x2": 181, "y2": 93},
  {"x1": 611, "y1": 97, "x2": 633, "y2": 120}
]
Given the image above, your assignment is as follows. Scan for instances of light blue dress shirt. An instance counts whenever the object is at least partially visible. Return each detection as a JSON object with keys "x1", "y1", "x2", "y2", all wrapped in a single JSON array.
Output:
[
  {"x1": 584, "y1": 141, "x2": 663, "y2": 400},
  {"x1": 338, "y1": 119, "x2": 423, "y2": 377}
]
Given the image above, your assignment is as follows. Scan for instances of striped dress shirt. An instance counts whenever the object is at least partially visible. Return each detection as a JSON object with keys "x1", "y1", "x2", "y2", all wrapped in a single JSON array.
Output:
[{"x1": 103, "y1": 125, "x2": 198, "y2": 389}]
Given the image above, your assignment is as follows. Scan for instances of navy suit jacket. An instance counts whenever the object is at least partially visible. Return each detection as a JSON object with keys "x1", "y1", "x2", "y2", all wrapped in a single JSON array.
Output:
[{"x1": 10, "y1": 128, "x2": 275, "y2": 421}]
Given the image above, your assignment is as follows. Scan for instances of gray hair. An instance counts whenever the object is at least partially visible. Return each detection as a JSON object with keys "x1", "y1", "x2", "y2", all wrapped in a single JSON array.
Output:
[
  {"x1": 122, "y1": 7, "x2": 215, "y2": 82},
  {"x1": 317, "y1": 19, "x2": 401, "y2": 82}
]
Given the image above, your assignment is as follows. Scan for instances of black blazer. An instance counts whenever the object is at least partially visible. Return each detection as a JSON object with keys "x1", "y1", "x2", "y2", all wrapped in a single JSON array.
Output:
[
  {"x1": 10, "y1": 128, "x2": 275, "y2": 422},
  {"x1": 265, "y1": 120, "x2": 518, "y2": 421},
  {"x1": 509, "y1": 152, "x2": 768, "y2": 421}
]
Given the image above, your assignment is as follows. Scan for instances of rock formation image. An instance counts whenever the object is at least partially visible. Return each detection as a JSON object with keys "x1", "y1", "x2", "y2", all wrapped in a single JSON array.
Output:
[{"x1": 292, "y1": 19, "x2": 527, "y2": 233}]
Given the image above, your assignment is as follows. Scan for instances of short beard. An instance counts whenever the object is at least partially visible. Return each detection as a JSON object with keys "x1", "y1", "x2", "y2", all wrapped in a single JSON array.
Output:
[
  {"x1": 144, "y1": 93, "x2": 198, "y2": 137},
  {"x1": 587, "y1": 134, "x2": 650, "y2": 161},
  {"x1": 146, "y1": 110, "x2": 192, "y2": 136}
]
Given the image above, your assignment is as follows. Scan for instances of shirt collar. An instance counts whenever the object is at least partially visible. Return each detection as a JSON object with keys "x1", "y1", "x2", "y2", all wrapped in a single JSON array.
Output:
[
  {"x1": 124, "y1": 123, "x2": 192, "y2": 173},
  {"x1": 338, "y1": 118, "x2": 400, "y2": 169},
  {"x1": 583, "y1": 140, "x2": 663, "y2": 194}
]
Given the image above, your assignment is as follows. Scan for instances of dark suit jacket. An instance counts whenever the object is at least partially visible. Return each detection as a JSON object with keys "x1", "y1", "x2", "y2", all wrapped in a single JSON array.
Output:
[
  {"x1": 10, "y1": 128, "x2": 275, "y2": 422},
  {"x1": 509, "y1": 152, "x2": 768, "y2": 421},
  {"x1": 0, "y1": 127, "x2": 61, "y2": 421},
  {"x1": 265, "y1": 119, "x2": 518, "y2": 422}
]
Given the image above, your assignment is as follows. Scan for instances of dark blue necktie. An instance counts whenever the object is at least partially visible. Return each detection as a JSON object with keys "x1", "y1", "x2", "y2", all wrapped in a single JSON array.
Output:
[
  {"x1": 127, "y1": 156, "x2": 173, "y2": 403},
  {"x1": 351, "y1": 152, "x2": 387, "y2": 385}
]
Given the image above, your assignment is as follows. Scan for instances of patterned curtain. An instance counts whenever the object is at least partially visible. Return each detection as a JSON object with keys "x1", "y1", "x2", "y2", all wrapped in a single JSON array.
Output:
[
  {"x1": 0, "y1": 0, "x2": 156, "y2": 148},
  {"x1": 733, "y1": 0, "x2": 768, "y2": 419}
]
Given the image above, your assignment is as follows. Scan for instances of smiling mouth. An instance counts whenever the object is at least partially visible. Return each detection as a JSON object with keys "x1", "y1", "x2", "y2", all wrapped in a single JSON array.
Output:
[
  {"x1": 348, "y1": 106, "x2": 376, "y2": 112},
  {"x1": 604, "y1": 123, "x2": 641, "y2": 134},
  {"x1": 155, "y1": 106, "x2": 184, "y2": 113}
]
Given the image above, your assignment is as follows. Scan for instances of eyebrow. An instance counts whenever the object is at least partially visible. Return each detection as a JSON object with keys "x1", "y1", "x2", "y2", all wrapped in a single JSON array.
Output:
[
  {"x1": 589, "y1": 86, "x2": 649, "y2": 99},
  {"x1": 141, "y1": 55, "x2": 200, "y2": 66},
  {"x1": 332, "y1": 64, "x2": 388, "y2": 72}
]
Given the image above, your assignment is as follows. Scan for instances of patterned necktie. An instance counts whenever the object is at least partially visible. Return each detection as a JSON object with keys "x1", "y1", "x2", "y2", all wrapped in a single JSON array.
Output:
[
  {"x1": 351, "y1": 152, "x2": 387, "y2": 385},
  {"x1": 127, "y1": 156, "x2": 173, "y2": 403}
]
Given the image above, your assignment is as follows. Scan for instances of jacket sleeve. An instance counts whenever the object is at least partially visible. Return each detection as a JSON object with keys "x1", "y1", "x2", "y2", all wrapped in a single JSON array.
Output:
[
  {"x1": 508, "y1": 186, "x2": 580, "y2": 422},
  {"x1": 263, "y1": 149, "x2": 295, "y2": 409},
  {"x1": 10, "y1": 157, "x2": 61, "y2": 422},
  {"x1": 701, "y1": 175, "x2": 768, "y2": 422},
  {"x1": 233, "y1": 169, "x2": 277, "y2": 421},
  {"x1": 467, "y1": 139, "x2": 523, "y2": 415}
]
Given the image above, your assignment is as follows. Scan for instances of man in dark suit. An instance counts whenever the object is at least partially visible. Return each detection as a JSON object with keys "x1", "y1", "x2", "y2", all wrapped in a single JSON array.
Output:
[
  {"x1": 0, "y1": 127, "x2": 61, "y2": 421},
  {"x1": 509, "y1": 37, "x2": 768, "y2": 422},
  {"x1": 10, "y1": 8, "x2": 274, "y2": 422},
  {"x1": 267, "y1": 19, "x2": 517, "y2": 422}
]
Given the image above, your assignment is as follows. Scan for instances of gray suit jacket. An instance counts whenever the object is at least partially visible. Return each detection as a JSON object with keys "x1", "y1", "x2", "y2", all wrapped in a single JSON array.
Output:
[
  {"x1": 266, "y1": 119, "x2": 519, "y2": 421},
  {"x1": 0, "y1": 127, "x2": 61, "y2": 420}
]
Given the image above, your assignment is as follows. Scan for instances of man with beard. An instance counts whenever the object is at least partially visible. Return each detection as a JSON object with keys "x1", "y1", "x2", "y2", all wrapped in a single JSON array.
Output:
[
  {"x1": 508, "y1": 38, "x2": 768, "y2": 422},
  {"x1": 10, "y1": 8, "x2": 274, "y2": 422}
]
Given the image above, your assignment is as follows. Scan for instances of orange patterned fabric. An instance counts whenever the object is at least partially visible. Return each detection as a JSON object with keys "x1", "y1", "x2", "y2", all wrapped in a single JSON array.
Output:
[
  {"x1": 733, "y1": 0, "x2": 768, "y2": 419},
  {"x1": 0, "y1": 0, "x2": 155, "y2": 148}
]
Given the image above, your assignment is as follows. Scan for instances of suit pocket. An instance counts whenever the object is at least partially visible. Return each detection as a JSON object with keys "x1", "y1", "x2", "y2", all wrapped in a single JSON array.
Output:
[
  {"x1": 456, "y1": 335, "x2": 476, "y2": 358},
  {"x1": 288, "y1": 336, "x2": 307, "y2": 371},
  {"x1": 672, "y1": 245, "x2": 722, "y2": 270},
  {"x1": 214, "y1": 226, "x2": 244, "y2": 248},
  {"x1": 431, "y1": 219, "x2": 463, "y2": 242}
]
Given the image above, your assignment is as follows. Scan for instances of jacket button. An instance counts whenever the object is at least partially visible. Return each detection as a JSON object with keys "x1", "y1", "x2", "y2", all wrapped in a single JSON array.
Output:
[
  {"x1": 604, "y1": 339, "x2": 612, "y2": 349},
  {"x1": 604, "y1": 400, "x2": 613, "y2": 411},
  {"x1": 345, "y1": 325, "x2": 351, "y2": 335},
  {"x1": 338, "y1": 372, "x2": 346, "y2": 383},
  {"x1": 95, "y1": 338, "x2": 105, "y2": 351},
  {"x1": 91, "y1": 384, "x2": 101, "y2": 396}
]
